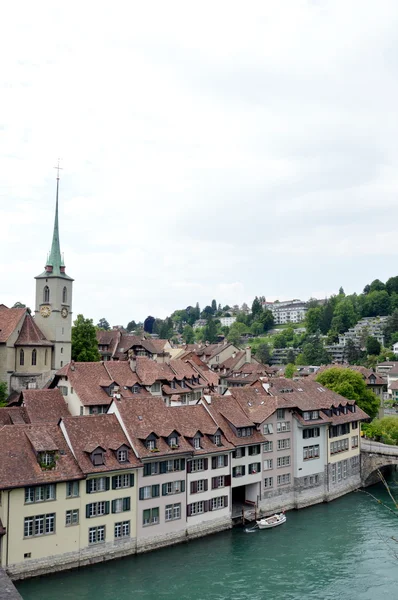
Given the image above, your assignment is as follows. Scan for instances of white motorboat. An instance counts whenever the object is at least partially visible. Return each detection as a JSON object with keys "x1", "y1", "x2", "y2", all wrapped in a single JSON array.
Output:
[{"x1": 256, "y1": 512, "x2": 286, "y2": 529}]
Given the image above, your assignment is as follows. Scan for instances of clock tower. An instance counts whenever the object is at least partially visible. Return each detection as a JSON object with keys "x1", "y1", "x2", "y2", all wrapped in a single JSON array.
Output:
[{"x1": 35, "y1": 169, "x2": 73, "y2": 370}]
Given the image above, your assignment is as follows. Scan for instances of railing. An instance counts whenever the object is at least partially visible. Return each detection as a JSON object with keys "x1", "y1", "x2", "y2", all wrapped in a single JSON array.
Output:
[{"x1": 361, "y1": 439, "x2": 398, "y2": 456}]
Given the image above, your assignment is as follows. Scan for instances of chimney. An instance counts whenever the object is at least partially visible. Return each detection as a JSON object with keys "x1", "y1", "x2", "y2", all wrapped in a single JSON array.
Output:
[
  {"x1": 70, "y1": 360, "x2": 75, "y2": 371},
  {"x1": 245, "y1": 346, "x2": 251, "y2": 364},
  {"x1": 129, "y1": 357, "x2": 137, "y2": 372}
]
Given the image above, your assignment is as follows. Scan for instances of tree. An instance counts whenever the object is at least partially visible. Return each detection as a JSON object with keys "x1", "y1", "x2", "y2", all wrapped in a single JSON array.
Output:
[
  {"x1": 286, "y1": 348, "x2": 296, "y2": 364},
  {"x1": 386, "y1": 276, "x2": 398, "y2": 296},
  {"x1": 159, "y1": 317, "x2": 174, "y2": 340},
  {"x1": 300, "y1": 333, "x2": 329, "y2": 365},
  {"x1": 204, "y1": 318, "x2": 218, "y2": 344},
  {"x1": 211, "y1": 299, "x2": 217, "y2": 312},
  {"x1": 316, "y1": 367, "x2": 380, "y2": 419},
  {"x1": 345, "y1": 339, "x2": 362, "y2": 364},
  {"x1": 363, "y1": 416, "x2": 398, "y2": 445},
  {"x1": 259, "y1": 309, "x2": 274, "y2": 332},
  {"x1": 0, "y1": 381, "x2": 8, "y2": 407},
  {"x1": 369, "y1": 279, "x2": 385, "y2": 292},
  {"x1": 305, "y1": 307, "x2": 323, "y2": 335},
  {"x1": 251, "y1": 296, "x2": 262, "y2": 320},
  {"x1": 256, "y1": 343, "x2": 271, "y2": 364},
  {"x1": 182, "y1": 324, "x2": 195, "y2": 344},
  {"x1": 363, "y1": 290, "x2": 391, "y2": 317},
  {"x1": 330, "y1": 298, "x2": 358, "y2": 333},
  {"x1": 144, "y1": 316, "x2": 155, "y2": 334},
  {"x1": 227, "y1": 322, "x2": 248, "y2": 345},
  {"x1": 339, "y1": 287, "x2": 345, "y2": 296},
  {"x1": 126, "y1": 320, "x2": 137, "y2": 332},
  {"x1": 384, "y1": 309, "x2": 398, "y2": 345},
  {"x1": 250, "y1": 321, "x2": 263, "y2": 336},
  {"x1": 201, "y1": 306, "x2": 214, "y2": 319},
  {"x1": 97, "y1": 318, "x2": 110, "y2": 331},
  {"x1": 366, "y1": 336, "x2": 381, "y2": 356},
  {"x1": 72, "y1": 315, "x2": 101, "y2": 362},
  {"x1": 285, "y1": 363, "x2": 295, "y2": 379}
]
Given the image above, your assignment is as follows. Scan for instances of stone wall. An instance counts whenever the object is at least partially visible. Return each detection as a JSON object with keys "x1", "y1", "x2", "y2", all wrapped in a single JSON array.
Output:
[{"x1": 0, "y1": 569, "x2": 22, "y2": 599}]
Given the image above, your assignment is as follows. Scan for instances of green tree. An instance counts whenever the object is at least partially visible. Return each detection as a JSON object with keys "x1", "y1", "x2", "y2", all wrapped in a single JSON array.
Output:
[
  {"x1": 204, "y1": 318, "x2": 218, "y2": 344},
  {"x1": 159, "y1": 317, "x2": 174, "y2": 339},
  {"x1": 250, "y1": 321, "x2": 263, "y2": 336},
  {"x1": 383, "y1": 309, "x2": 398, "y2": 345},
  {"x1": 182, "y1": 324, "x2": 195, "y2": 344},
  {"x1": 0, "y1": 381, "x2": 8, "y2": 407},
  {"x1": 366, "y1": 336, "x2": 381, "y2": 356},
  {"x1": 369, "y1": 279, "x2": 385, "y2": 292},
  {"x1": 259, "y1": 309, "x2": 274, "y2": 332},
  {"x1": 386, "y1": 276, "x2": 398, "y2": 296},
  {"x1": 363, "y1": 416, "x2": 398, "y2": 445},
  {"x1": 227, "y1": 322, "x2": 248, "y2": 346},
  {"x1": 305, "y1": 307, "x2": 323, "y2": 335},
  {"x1": 339, "y1": 287, "x2": 345, "y2": 296},
  {"x1": 144, "y1": 316, "x2": 155, "y2": 333},
  {"x1": 301, "y1": 334, "x2": 329, "y2": 365},
  {"x1": 344, "y1": 339, "x2": 362, "y2": 364},
  {"x1": 251, "y1": 296, "x2": 262, "y2": 320},
  {"x1": 126, "y1": 320, "x2": 137, "y2": 332},
  {"x1": 72, "y1": 315, "x2": 101, "y2": 362},
  {"x1": 316, "y1": 367, "x2": 379, "y2": 419},
  {"x1": 286, "y1": 348, "x2": 296, "y2": 364},
  {"x1": 330, "y1": 298, "x2": 358, "y2": 333},
  {"x1": 285, "y1": 363, "x2": 295, "y2": 379},
  {"x1": 97, "y1": 318, "x2": 110, "y2": 330},
  {"x1": 255, "y1": 342, "x2": 271, "y2": 364},
  {"x1": 211, "y1": 299, "x2": 217, "y2": 312}
]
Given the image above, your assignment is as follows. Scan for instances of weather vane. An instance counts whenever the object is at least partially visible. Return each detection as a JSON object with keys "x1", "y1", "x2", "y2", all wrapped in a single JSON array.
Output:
[{"x1": 54, "y1": 158, "x2": 63, "y2": 180}]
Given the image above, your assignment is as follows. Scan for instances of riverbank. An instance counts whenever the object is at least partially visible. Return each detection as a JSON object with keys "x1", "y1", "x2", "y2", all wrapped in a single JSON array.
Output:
[
  {"x1": 17, "y1": 480, "x2": 398, "y2": 600},
  {"x1": 0, "y1": 570, "x2": 22, "y2": 600}
]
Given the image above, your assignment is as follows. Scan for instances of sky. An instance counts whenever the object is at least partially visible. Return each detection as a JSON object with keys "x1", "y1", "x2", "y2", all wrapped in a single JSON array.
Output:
[{"x1": 1, "y1": 0, "x2": 398, "y2": 326}]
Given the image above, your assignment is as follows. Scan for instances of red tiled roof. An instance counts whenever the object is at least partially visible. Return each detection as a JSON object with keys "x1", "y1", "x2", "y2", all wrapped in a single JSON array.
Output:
[
  {"x1": 55, "y1": 362, "x2": 113, "y2": 406},
  {"x1": 0, "y1": 407, "x2": 29, "y2": 426},
  {"x1": 21, "y1": 389, "x2": 70, "y2": 423},
  {"x1": 61, "y1": 414, "x2": 140, "y2": 474},
  {"x1": 15, "y1": 314, "x2": 52, "y2": 346},
  {"x1": 0, "y1": 307, "x2": 26, "y2": 343},
  {"x1": 0, "y1": 424, "x2": 82, "y2": 490}
]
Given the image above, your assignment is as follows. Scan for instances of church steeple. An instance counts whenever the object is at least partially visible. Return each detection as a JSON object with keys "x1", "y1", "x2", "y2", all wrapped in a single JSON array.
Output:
[{"x1": 45, "y1": 173, "x2": 65, "y2": 275}]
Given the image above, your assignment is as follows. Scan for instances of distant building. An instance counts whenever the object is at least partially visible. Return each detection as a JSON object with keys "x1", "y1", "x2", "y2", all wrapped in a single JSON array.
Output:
[
  {"x1": 262, "y1": 300, "x2": 307, "y2": 325},
  {"x1": 219, "y1": 316, "x2": 236, "y2": 327}
]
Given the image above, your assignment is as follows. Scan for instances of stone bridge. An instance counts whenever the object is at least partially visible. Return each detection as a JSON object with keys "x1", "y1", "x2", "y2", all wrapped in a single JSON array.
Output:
[{"x1": 361, "y1": 440, "x2": 398, "y2": 486}]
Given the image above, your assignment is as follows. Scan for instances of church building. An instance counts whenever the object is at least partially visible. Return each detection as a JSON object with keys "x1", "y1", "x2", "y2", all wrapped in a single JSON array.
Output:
[{"x1": 0, "y1": 173, "x2": 73, "y2": 395}]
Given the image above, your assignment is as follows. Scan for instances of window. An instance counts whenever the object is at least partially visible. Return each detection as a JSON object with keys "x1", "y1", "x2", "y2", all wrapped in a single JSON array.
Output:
[
  {"x1": 329, "y1": 424, "x2": 350, "y2": 438},
  {"x1": 24, "y1": 514, "x2": 55, "y2": 537},
  {"x1": 277, "y1": 439, "x2": 290, "y2": 450},
  {"x1": 303, "y1": 445, "x2": 320, "y2": 460},
  {"x1": 65, "y1": 509, "x2": 79, "y2": 526},
  {"x1": 87, "y1": 477, "x2": 109, "y2": 494},
  {"x1": 277, "y1": 409, "x2": 285, "y2": 419},
  {"x1": 165, "y1": 503, "x2": 181, "y2": 521},
  {"x1": 213, "y1": 476, "x2": 225, "y2": 489},
  {"x1": 163, "y1": 480, "x2": 184, "y2": 495},
  {"x1": 62, "y1": 286, "x2": 67, "y2": 303},
  {"x1": 194, "y1": 437, "x2": 201, "y2": 449},
  {"x1": 31, "y1": 349, "x2": 37, "y2": 366},
  {"x1": 303, "y1": 411, "x2": 319, "y2": 421},
  {"x1": 249, "y1": 462, "x2": 261, "y2": 474},
  {"x1": 113, "y1": 474, "x2": 134, "y2": 489},
  {"x1": 263, "y1": 441, "x2": 273, "y2": 453},
  {"x1": 337, "y1": 462, "x2": 342, "y2": 482},
  {"x1": 351, "y1": 436, "x2": 359, "y2": 449},
  {"x1": 112, "y1": 498, "x2": 131, "y2": 513},
  {"x1": 38, "y1": 452, "x2": 55, "y2": 468},
  {"x1": 233, "y1": 465, "x2": 245, "y2": 477},
  {"x1": 86, "y1": 501, "x2": 110, "y2": 518},
  {"x1": 351, "y1": 421, "x2": 358, "y2": 430},
  {"x1": 248, "y1": 445, "x2": 261, "y2": 456},
  {"x1": 276, "y1": 421, "x2": 290, "y2": 433},
  {"x1": 303, "y1": 475, "x2": 319, "y2": 487},
  {"x1": 139, "y1": 485, "x2": 160, "y2": 500},
  {"x1": 351, "y1": 455, "x2": 360, "y2": 467},
  {"x1": 342, "y1": 460, "x2": 347, "y2": 479},
  {"x1": 165, "y1": 458, "x2": 185, "y2": 473},
  {"x1": 89, "y1": 406, "x2": 107, "y2": 415},
  {"x1": 263, "y1": 423, "x2": 274, "y2": 435},
  {"x1": 214, "y1": 434, "x2": 222, "y2": 446},
  {"x1": 115, "y1": 521, "x2": 130, "y2": 539},
  {"x1": 150, "y1": 382, "x2": 161, "y2": 393},
  {"x1": 20, "y1": 349, "x2": 24, "y2": 366},
  {"x1": 277, "y1": 456, "x2": 291, "y2": 468},
  {"x1": 263, "y1": 459, "x2": 273, "y2": 471},
  {"x1": 211, "y1": 497, "x2": 225, "y2": 510},
  {"x1": 233, "y1": 447, "x2": 245, "y2": 459},
  {"x1": 277, "y1": 474, "x2": 290, "y2": 486},
  {"x1": 331, "y1": 463, "x2": 336, "y2": 484},
  {"x1": 237, "y1": 427, "x2": 252, "y2": 437},
  {"x1": 330, "y1": 438, "x2": 349, "y2": 455},
  {"x1": 303, "y1": 427, "x2": 320, "y2": 439},
  {"x1": 264, "y1": 477, "x2": 273, "y2": 489},
  {"x1": 25, "y1": 484, "x2": 56, "y2": 504},
  {"x1": 146, "y1": 439, "x2": 156, "y2": 451},
  {"x1": 212, "y1": 455, "x2": 226, "y2": 469},
  {"x1": 89, "y1": 525, "x2": 105, "y2": 544},
  {"x1": 169, "y1": 437, "x2": 178, "y2": 448},
  {"x1": 132, "y1": 385, "x2": 140, "y2": 394},
  {"x1": 190, "y1": 501, "x2": 205, "y2": 515},
  {"x1": 143, "y1": 462, "x2": 159, "y2": 476},
  {"x1": 92, "y1": 449, "x2": 105, "y2": 466},
  {"x1": 117, "y1": 449, "x2": 128, "y2": 463},
  {"x1": 43, "y1": 286, "x2": 50, "y2": 303},
  {"x1": 191, "y1": 458, "x2": 205, "y2": 472},
  {"x1": 143, "y1": 507, "x2": 159, "y2": 526}
]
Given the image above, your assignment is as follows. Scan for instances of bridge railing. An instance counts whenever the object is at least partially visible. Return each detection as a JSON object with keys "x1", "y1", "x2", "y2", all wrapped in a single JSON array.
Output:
[{"x1": 361, "y1": 439, "x2": 398, "y2": 456}]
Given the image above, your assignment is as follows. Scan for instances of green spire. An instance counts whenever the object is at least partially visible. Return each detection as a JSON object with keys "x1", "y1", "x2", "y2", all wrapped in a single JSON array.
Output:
[{"x1": 46, "y1": 176, "x2": 63, "y2": 275}]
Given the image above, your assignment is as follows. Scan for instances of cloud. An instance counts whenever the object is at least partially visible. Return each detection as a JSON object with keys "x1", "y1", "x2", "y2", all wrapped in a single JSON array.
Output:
[{"x1": 1, "y1": 1, "x2": 398, "y2": 323}]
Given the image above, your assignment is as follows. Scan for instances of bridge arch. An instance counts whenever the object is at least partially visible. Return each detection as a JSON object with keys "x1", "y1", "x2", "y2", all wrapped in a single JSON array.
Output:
[{"x1": 361, "y1": 440, "x2": 398, "y2": 486}]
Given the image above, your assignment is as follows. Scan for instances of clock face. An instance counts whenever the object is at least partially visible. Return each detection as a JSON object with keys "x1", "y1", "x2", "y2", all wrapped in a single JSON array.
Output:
[
  {"x1": 61, "y1": 307, "x2": 69, "y2": 318},
  {"x1": 40, "y1": 305, "x2": 51, "y2": 318}
]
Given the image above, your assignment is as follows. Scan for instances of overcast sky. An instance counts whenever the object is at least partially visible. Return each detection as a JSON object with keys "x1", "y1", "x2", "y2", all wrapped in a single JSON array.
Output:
[{"x1": 1, "y1": 1, "x2": 398, "y2": 326}]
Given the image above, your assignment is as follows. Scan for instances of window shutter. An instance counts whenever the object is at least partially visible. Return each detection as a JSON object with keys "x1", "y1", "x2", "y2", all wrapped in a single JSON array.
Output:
[
  {"x1": 187, "y1": 461, "x2": 192, "y2": 473},
  {"x1": 105, "y1": 501, "x2": 110, "y2": 515},
  {"x1": 204, "y1": 500, "x2": 209, "y2": 513},
  {"x1": 86, "y1": 504, "x2": 91, "y2": 518},
  {"x1": 224, "y1": 455, "x2": 228, "y2": 467},
  {"x1": 225, "y1": 475, "x2": 231, "y2": 486},
  {"x1": 105, "y1": 478, "x2": 110, "y2": 491},
  {"x1": 162, "y1": 483, "x2": 167, "y2": 496},
  {"x1": 257, "y1": 463, "x2": 261, "y2": 472},
  {"x1": 232, "y1": 467, "x2": 236, "y2": 478},
  {"x1": 211, "y1": 477, "x2": 217, "y2": 489},
  {"x1": 204, "y1": 480, "x2": 208, "y2": 491},
  {"x1": 111, "y1": 499, "x2": 116, "y2": 513},
  {"x1": 86, "y1": 480, "x2": 91, "y2": 494},
  {"x1": 130, "y1": 473, "x2": 135, "y2": 487},
  {"x1": 232, "y1": 450, "x2": 236, "y2": 459},
  {"x1": 204, "y1": 458, "x2": 208, "y2": 470},
  {"x1": 112, "y1": 476, "x2": 117, "y2": 490},
  {"x1": 144, "y1": 463, "x2": 150, "y2": 477},
  {"x1": 191, "y1": 481, "x2": 197, "y2": 494},
  {"x1": 187, "y1": 504, "x2": 192, "y2": 517},
  {"x1": 242, "y1": 466, "x2": 246, "y2": 476},
  {"x1": 212, "y1": 457, "x2": 217, "y2": 469},
  {"x1": 248, "y1": 446, "x2": 252, "y2": 456},
  {"x1": 224, "y1": 495, "x2": 229, "y2": 508},
  {"x1": 242, "y1": 447, "x2": 246, "y2": 457},
  {"x1": 139, "y1": 487, "x2": 144, "y2": 500},
  {"x1": 153, "y1": 485, "x2": 160, "y2": 498},
  {"x1": 123, "y1": 497, "x2": 131, "y2": 511},
  {"x1": 180, "y1": 458, "x2": 185, "y2": 470},
  {"x1": 160, "y1": 461, "x2": 167, "y2": 474}
]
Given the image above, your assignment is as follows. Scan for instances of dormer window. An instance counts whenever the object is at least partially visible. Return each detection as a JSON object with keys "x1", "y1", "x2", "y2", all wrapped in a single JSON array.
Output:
[
  {"x1": 132, "y1": 385, "x2": 140, "y2": 394},
  {"x1": 180, "y1": 380, "x2": 186, "y2": 388},
  {"x1": 147, "y1": 440, "x2": 157, "y2": 451},
  {"x1": 117, "y1": 449, "x2": 128, "y2": 463},
  {"x1": 39, "y1": 452, "x2": 56, "y2": 469},
  {"x1": 214, "y1": 434, "x2": 222, "y2": 446},
  {"x1": 194, "y1": 437, "x2": 201, "y2": 450},
  {"x1": 169, "y1": 436, "x2": 178, "y2": 448},
  {"x1": 92, "y1": 449, "x2": 105, "y2": 466},
  {"x1": 171, "y1": 381, "x2": 176, "y2": 390}
]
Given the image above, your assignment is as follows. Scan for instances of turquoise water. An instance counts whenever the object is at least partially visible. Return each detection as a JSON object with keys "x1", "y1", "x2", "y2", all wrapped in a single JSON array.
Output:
[{"x1": 17, "y1": 481, "x2": 398, "y2": 600}]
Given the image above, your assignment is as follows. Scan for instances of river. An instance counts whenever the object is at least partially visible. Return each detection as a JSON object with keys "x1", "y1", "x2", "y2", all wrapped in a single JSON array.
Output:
[{"x1": 17, "y1": 480, "x2": 398, "y2": 600}]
